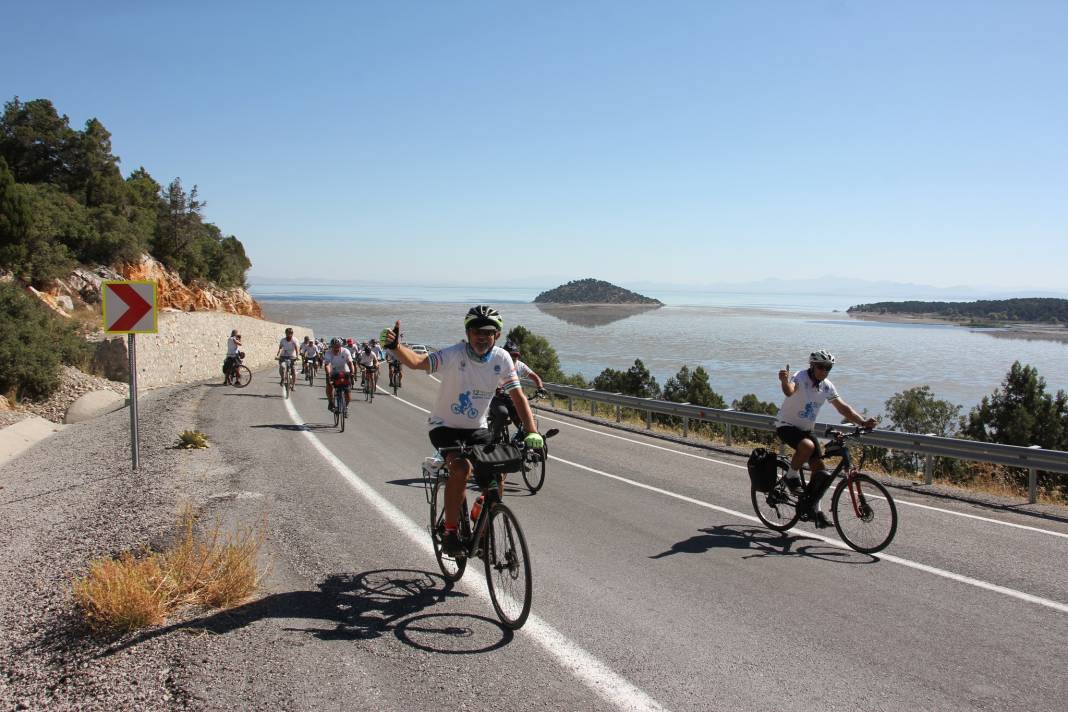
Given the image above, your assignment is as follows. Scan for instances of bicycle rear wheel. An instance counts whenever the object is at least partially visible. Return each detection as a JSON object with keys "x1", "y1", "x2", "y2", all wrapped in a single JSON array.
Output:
[
  {"x1": 230, "y1": 365, "x2": 252, "y2": 388},
  {"x1": 429, "y1": 479, "x2": 466, "y2": 582},
  {"x1": 483, "y1": 503, "x2": 532, "y2": 629},
  {"x1": 831, "y1": 474, "x2": 898, "y2": 554},
  {"x1": 521, "y1": 446, "x2": 547, "y2": 493},
  {"x1": 751, "y1": 462, "x2": 800, "y2": 532}
]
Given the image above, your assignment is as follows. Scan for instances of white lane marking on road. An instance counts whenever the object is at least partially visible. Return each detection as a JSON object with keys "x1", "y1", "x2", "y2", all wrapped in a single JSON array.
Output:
[
  {"x1": 429, "y1": 374, "x2": 441, "y2": 383},
  {"x1": 536, "y1": 413, "x2": 1068, "y2": 540},
  {"x1": 550, "y1": 454, "x2": 1068, "y2": 615},
  {"x1": 282, "y1": 398, "x2": 668, "y2": 712}
]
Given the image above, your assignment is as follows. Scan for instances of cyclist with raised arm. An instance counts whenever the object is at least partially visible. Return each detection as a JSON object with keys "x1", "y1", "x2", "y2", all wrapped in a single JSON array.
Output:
[
  {"x1": 776, "y1": 350, "x2": 876, "y2": 528},
  {"x1": 222, "y1": 329, "x2": 242, "y2": 383},
  {"x1": 381, "y1": 306, "x2": 545, "y2": 556},
  {"x1": 490, "y1": 340, "x2": 548, "y2": 440},
  {"x1": 324, "y1": 337, "x2": 355, "y2": 413},
  {"x1": 276, "y1": 327, "x2": 300, "y2": 386}
]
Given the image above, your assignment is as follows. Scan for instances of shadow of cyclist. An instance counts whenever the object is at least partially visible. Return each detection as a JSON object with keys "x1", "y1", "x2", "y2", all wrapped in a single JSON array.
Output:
[{"x1": 649, "y1": 524, "x2": 873, "y2": 564}]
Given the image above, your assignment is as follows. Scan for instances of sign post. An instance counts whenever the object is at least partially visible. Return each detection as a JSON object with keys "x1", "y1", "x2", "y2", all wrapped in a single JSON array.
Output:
[{"x1": 103, "y1": 281, "x2": 158, "y2": 471}]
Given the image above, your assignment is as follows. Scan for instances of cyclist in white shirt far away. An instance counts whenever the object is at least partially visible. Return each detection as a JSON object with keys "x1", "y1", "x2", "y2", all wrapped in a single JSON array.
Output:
[
  {"x1": 380, "y1": 306, "x2": 545, "y2": 556},
  {"x1": 776, "y1": 349, "x2": 877, "y2": 528},
  {"x1": 491, "y1": 340, "x2": 547, "y2": 439},
  {"x1": 222, "y1": 329, "x2": 242, "y2": 383},
  {"x1": 276, "y1": 327, "x2": 300, "y2": 385},
  {"x1": 323, "y1": 337, "x2": 356, "y2": 413}
]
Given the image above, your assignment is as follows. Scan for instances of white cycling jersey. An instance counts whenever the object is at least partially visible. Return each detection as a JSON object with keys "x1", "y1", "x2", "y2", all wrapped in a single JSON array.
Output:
[
  {"x1": 278, "y1": 337, "x2": 300, "y2": 359},
  {"x1": 775, "y1": 370, "x2": 839, "y2": 430},
  {"x1": 324, "y1": 349, "x2": 354, "y2": 374},
  {"x1": 427, "y1": 343, "x2": 520, "y2": 430}
]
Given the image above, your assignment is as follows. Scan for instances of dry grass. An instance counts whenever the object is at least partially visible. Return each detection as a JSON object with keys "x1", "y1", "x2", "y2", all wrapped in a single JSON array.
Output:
[
  {"x1": 175, "y1": 429, "x2": 210, "y2": 449},
  {"x1": 73, "y1": 507, "x2": 265, "y2": 634}
]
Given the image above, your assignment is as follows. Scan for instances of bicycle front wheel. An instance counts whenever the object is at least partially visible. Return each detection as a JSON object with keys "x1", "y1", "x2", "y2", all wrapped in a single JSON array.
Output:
[
  {"x1": 429, "y1": 480, "x2": 466, "y2": 582},
  {"x1": 231, "y1": 365, "x2": 252, "y2": 388},
  {"x1": 522, "y1": 446, "x2": 547, "y2": 493},
  {"x1": 831, "y1": 474, "x2": 898, "y2": 554},
  {"x1": 484, "y1": 503, "x2": 532, "y2": 629},
  {"x1": 751, "y1": 463, "x2": 800, "y2": 532}
]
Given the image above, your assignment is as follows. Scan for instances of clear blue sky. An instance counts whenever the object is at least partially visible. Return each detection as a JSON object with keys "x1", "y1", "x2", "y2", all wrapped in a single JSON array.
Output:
[{"x1": 4, "y1": 1, "x2": 1066, "y2": 289}]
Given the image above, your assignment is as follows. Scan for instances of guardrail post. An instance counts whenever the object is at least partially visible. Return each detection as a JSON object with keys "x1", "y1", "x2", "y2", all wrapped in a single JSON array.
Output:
[
  {"x1": 923, "y1": 454, "x2": 934, "y2": 485},
  {"x1": 724, "y1": 408, "x2": 734, "y2": 447},
  {"x1": 567, "y1": 396, "x2": 573, "y2": 412},
  {"x1": 591, "y1": 400, "x2": 597, "y2": 417},
  {"x1": 682, "y1": 417, "x2": 689, "y2": 438},
  {"x1": 1028, "y1": 445, "x2": 1042, "y2": 504},
  {"x1": 615, "y1": 404, "x2": 621, "y2": 423},
  {"x1": 645, "y1": 410, "x2": 652, "y2": 430},
  {"x1": 549, "y1": 392, "x2": 555, "y2": 408}
]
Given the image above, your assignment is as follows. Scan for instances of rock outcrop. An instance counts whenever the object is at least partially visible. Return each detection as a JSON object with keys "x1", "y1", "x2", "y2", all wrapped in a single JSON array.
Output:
[{"x1": 121, "y1": 255, "x2": 263, "y2": 318}]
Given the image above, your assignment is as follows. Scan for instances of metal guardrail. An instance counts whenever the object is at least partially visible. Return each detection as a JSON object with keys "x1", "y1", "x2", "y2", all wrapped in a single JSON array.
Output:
[{"x1": 529, "y1": 381, "x2": 1068, "y2": 504}]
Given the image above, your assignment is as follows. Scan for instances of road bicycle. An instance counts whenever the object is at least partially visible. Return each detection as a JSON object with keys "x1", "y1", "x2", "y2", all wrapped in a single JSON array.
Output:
[
  {"x1": 303, "y1": 356, "x2": 315, "y2": 387},
  {"x1": 224, "y1": 353, "x2": 251, "y2": 388},
  {"x1": 422, "y1": 441, "x2": 532, "y2": 629},
  {"x1": 364, "y1": 365, "x2": 377, "y2": 403},
  {"x1": 331, "y1": 373, "x2": 350, "y2": 432},
  {"x1": 491, "y1": 391, "x2": 557, "y2": 493},
  {"x1": 751, "y1": 427, "x2": 898, "y2": 554},
  {"x1": 278, "y1": 357, "x2": 297, "y2": 399},
  {"x1": 388, "y1": 360, "x2": 402, "y2": 396}
]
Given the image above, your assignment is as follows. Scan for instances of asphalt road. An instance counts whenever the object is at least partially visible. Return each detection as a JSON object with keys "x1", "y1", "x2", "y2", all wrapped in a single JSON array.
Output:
[{"x1": 192, "y1": 364, "x2": 1068, "y2": 712}]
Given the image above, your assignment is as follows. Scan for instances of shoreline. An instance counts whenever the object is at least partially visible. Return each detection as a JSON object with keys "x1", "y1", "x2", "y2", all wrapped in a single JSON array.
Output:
[{"x1": 849, "y1": 312, "x2": 1068, "y2": 343}]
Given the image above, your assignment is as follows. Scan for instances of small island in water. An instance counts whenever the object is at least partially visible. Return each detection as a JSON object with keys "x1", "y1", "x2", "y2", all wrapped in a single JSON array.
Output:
[
  {"x1": 533, "y1": 279, "x2": 662, "y2": 327},
  {"x1": 534, "y1": 278, "x2": 662, "y2": 305},
  {"x1": 847, "y1": 298, "x2": 1068, "y2": 343}
]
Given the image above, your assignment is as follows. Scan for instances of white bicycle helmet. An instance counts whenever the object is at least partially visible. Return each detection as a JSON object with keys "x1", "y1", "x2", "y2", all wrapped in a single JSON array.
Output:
[{"x1": 809, "y1": 349, "x2": 836, "y2": 365}]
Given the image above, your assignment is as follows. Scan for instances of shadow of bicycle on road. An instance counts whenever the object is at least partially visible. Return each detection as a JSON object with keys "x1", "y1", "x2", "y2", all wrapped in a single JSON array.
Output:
[
  {"x1": 99, "y1": 569, "x2": 512, "y2": 658},
  {"x1": 650, "y1": 523, "x2": 875, "y2": 564}
]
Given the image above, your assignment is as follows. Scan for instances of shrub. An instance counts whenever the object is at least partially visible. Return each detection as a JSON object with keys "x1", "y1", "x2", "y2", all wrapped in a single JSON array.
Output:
[{"x1": 0, "y1": 282, "x2": 90, "y2": 401}]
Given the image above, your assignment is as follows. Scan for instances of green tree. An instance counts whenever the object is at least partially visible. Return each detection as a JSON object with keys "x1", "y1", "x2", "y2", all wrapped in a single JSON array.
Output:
[
  {"x1": 506, "y1": 325, "x2": 564, "y2": 382},
  {"x1": 663, "y1": 365, "x2": 724, "y2": 408},
  {"x1": 0, "y1": 98, "x2": 76, "y2": 185},
  {"x1": 594, "y1": 359, "x2": 661, "y2": 398},
  {"x1": 962, "y1": 362, "x2": 1067, "y2": 450},
  {"x1": 732, "y1": 393, "x2": 779, "y2": 445},
  {"x1": 881, "y1": 386, "x2": 961, "y2": 473},
  {"x1": 0, "y1": 160, "x2": 74, "y2": 285}
]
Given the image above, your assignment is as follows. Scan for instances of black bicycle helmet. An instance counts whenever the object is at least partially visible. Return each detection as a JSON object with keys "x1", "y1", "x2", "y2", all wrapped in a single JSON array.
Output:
[
  {"x1": 464, "y1": 305, "x2": 503, "y2": 331},
  {"x1": 503, "y1": 340, "x2": 520, "y2": 354}
]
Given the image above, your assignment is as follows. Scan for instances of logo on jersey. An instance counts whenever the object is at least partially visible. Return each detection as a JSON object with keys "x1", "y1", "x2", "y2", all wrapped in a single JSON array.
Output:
[
  {"x1": 798, "y1": 402, "x2": 819, "y2": 421},
  {"x1": 494, "y1": 364, "x2": 501, "y2": 373},
  {"x1": 450, "y1": 391, "x2": 478, "y2": 419}
]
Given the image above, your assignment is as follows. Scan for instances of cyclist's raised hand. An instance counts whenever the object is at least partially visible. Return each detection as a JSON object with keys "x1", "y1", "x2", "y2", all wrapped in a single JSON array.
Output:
[
  {"x1": 380, "y1": 320, "x2": 400, "y2": 349},
  {"x1": 778, "y1": 364, "x2": 791, "y2": 383}
]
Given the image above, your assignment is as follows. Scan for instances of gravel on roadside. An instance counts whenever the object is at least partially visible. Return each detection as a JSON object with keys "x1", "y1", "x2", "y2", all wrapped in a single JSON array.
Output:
[
  {"x1": 0, "y1": 381, "x2": 233, "y2": 711},
  {"x1": 14, "y1": 366, "x2": 130, "y2": 425}
]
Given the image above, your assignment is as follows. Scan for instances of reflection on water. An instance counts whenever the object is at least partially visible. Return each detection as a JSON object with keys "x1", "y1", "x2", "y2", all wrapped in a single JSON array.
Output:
[
  {"x1": 534, "y1": 303, "x2": 662, "y2": 328},
  {"x1": 258, "y1": 300, "x2": 1068, "y2": 416}
]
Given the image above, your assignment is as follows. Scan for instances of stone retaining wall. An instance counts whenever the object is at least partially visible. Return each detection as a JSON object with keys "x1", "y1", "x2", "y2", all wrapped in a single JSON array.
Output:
[{"x1": 92, "y1": 311, "x2": 313, "y2": 389}]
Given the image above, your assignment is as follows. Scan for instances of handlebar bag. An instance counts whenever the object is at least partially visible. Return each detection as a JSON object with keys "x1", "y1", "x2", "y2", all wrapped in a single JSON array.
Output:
[{"x1": 471, "y1": 442, "x2": 524, "y2": 479}]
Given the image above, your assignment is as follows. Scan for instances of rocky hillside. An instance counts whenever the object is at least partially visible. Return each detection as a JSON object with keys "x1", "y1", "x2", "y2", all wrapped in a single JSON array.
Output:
[
  {"x1": 534, "y1": 279, "x2": 662, "y2": 305},
  {"x1": 15, "y1": 254, "x2": 263, "y2": 321}
]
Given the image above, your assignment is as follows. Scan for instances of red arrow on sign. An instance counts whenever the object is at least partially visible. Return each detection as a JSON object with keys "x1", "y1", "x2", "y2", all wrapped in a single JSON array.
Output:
[{"x1": 109, "y1": 283, "x2": 152, "y2": 331}]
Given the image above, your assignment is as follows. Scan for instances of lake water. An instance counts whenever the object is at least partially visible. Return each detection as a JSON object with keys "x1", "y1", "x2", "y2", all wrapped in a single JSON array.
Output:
[{"x1": 250, "y1": 280, "x2": 1068, "y2": 418}]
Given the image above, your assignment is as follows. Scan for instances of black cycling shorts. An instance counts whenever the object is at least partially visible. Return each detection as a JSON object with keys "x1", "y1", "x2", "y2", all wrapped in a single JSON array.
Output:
[
  {"x1": 429, "y1": 426, "x2": 492, "y2": 452},
  {"x1": 776, "y1": 425, "x2": 823, "y2": 459}
]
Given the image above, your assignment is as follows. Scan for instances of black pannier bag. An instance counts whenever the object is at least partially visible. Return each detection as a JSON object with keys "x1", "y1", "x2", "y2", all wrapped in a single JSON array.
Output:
[
  {"x1": 471, "y1": 442, "x2": 524, "y2": 483},
  {"x1": 747, "y1": 448, "x2": 779, "y2": 492}
]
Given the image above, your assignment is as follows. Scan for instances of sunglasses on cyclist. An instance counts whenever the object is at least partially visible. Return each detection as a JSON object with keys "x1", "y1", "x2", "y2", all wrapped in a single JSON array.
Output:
[{"x1": 813, "y1": 363, "x2": 833, "y2": 371}]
